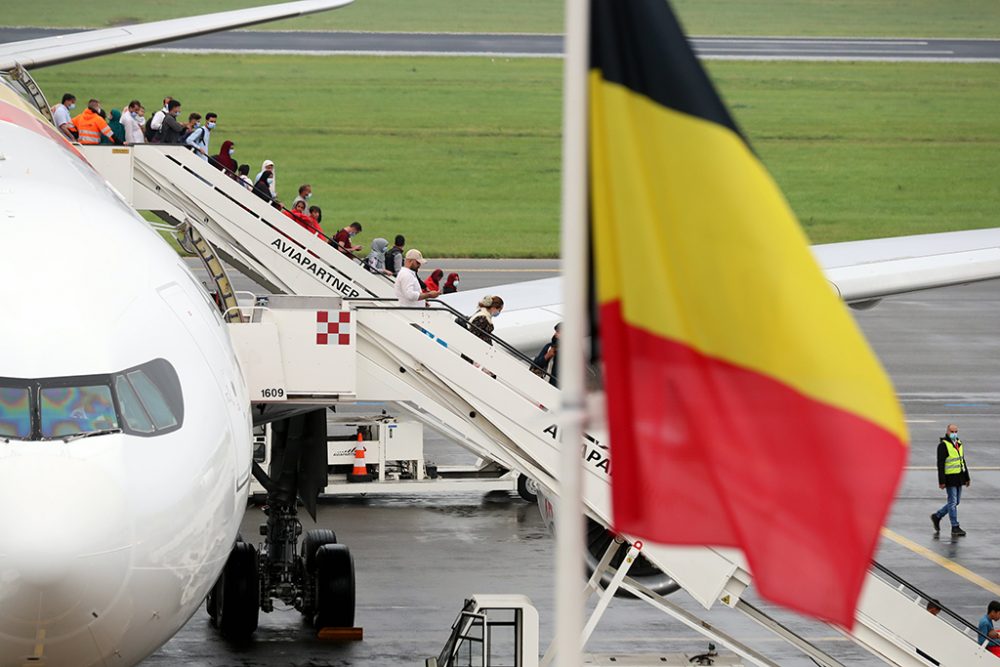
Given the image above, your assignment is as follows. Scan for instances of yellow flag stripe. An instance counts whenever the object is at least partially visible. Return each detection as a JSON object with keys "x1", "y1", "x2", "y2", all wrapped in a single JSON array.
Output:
[{"x1": 590, "y1": 73, "x2": 906, "y2": 442}]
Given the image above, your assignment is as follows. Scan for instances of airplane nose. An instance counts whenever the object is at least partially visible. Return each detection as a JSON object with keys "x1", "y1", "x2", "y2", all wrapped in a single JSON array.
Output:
[{"x1": 0, "y1": 451, "x2": 133, "y2": 648}]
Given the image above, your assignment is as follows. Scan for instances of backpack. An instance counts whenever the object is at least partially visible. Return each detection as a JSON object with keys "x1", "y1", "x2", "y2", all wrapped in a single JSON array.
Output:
[{"x1": 385, "y1": 246, "x2": 402, "y2": 275}]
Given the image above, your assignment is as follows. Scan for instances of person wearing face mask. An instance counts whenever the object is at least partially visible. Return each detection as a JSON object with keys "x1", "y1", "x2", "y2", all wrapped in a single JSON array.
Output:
[
  {"x1": 72, "y1": 99, "x2": 117, "y2": 145},
  {"x1": 186, "y1": 112, "x2": 217, "y2": 160},
  {"x1": 121, "y1": 100, "x2": 146, "y2": 144},
  {"x1": 51, "y1": 93, "x2": 77, "y2": 140},
  {"x1": 931, "y1": 423, "x2": 970, "y2": 537},
  {"x1": 291, "y1": 184, "x2": 313, "y2": 209},
  {"x1": 255, "y1": 160, "x2": 276, "y2": 197},
  {"x1": 468, "y1": 295, "x2": 504, "y2": 345},
  {"x1": 252, "y1": 170, "x2": 278, "y2": 205},
  {"x1": 107, "y1": 108, "x2": 126, "y2": 145},
  {"x1": 212, "y1": 140, "x2": 237, "y2": 175},
  {"x1": 148, "y1": 96, "x2": 172, "y2": 141},
  {"x1": 331, "y1": 221, "x2": 364, "y2": 258},
  {"x1": 157, "y1": 99, "x2": 186, "y2": 144}
]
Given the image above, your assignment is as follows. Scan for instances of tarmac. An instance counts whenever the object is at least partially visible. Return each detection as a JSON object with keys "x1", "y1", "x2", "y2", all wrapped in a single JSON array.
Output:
[
  {"x1": 2, "y1": 28, "x2": 1000, "y2": 62},
  {"x1": 146, "y1": 263, "x2": 1000, "y2": 666}
]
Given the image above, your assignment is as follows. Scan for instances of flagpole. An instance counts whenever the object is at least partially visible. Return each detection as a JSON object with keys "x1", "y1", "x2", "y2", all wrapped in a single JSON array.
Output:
[{"x1": 556, "y1": 0, "x2": 589, "y2": 666}]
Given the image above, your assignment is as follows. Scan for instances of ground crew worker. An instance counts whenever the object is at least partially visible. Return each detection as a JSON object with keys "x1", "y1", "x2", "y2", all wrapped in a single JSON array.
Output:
[
  {"x1": 931, "y1": 423, "x2": 970, "y2": 537},
  {"x1": 72, "y1": 99, "x2": 116, "y2": 145}
]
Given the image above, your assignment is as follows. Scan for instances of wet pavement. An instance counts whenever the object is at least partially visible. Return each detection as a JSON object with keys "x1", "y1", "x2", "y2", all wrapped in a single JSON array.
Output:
[{"x1": 146, "y1": 271, "x2": 1000, "y2": 665}]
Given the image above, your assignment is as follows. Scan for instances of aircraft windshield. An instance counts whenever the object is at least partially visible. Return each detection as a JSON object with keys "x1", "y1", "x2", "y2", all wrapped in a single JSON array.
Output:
[
  {"x1": 0, "y1": 359, "x2": 183, "y2": 441},
  {"x1": 39, "y1": 385, "x2": 118, "y2": 438},
  {"x1": 0, "y1": 387, "x2": 31, "y2": 439}
]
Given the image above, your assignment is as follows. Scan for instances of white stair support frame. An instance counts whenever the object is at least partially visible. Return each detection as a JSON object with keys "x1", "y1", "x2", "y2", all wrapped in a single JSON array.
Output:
[{"x1": 79, "y1": 144, "x2": 993, "y2": 666}]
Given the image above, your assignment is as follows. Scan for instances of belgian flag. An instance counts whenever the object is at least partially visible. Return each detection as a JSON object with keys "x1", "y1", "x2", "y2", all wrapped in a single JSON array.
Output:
[{"x1": 589, "y1": 0, "x2": 908, "y2": 627}]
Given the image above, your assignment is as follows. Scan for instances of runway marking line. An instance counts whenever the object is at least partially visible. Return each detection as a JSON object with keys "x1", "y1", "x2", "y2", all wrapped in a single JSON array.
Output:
[{"x1": 881, "y1": 527, "x2": 1000, "y2": 596}]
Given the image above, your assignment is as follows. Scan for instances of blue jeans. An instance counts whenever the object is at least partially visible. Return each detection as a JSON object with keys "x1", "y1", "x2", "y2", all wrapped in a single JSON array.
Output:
[{"x1": 935, "y1": 485, "x2": 963, "y2": 527}]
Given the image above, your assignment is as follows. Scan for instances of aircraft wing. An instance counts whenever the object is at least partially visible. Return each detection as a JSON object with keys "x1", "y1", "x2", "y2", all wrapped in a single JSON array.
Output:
[
  {"x1": 442, "y1": 227, "x2": 1000, "y2": 351},
  {"x1": 0, "y1": 0, "x2": 353, "y2": 70}
]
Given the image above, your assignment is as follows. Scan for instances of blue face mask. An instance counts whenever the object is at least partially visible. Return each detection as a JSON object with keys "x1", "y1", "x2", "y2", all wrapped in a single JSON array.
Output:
[
  {"x1": 193, "y1": 121, "x2": 201, "y2": 128},
  {"x1": 207, "y1": 121, "x2": 216, "y2": 130},
  {"x1": 949, "y1": 432, "x2": 959, "y2": 441}
]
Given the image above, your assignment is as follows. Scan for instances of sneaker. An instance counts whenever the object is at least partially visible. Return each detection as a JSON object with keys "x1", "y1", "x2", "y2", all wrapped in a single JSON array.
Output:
[
  {"x1": 952, "y1": 525, "x2": 967, "y2": 537},
  {"x1": 930, "y1": 513, "x2": 941, "y2": 533}
]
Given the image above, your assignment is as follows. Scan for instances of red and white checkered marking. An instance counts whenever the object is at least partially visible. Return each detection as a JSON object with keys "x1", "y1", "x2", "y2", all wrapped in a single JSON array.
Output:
[{"x1": 316, "y1": 311, "x2": 352, "y2": 345}]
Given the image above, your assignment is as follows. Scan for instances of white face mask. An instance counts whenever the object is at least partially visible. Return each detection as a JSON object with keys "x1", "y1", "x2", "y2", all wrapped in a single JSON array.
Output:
[
  {"x1": 67, "y1": 103, "x2": 76, "y2": 110},
  {"x1": 304, "y1": 193, "x2": 312, "y2": 199},
  {"x1": 207, "y1": 121, "x2": 216, "y2": 129}
]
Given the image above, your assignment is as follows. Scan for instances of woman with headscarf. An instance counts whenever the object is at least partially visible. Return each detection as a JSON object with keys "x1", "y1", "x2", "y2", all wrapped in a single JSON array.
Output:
[
  {"x1": 252, "y1": 170, "x2": 276, "y2": 205},
  {"x1": 254, "y1": 159, "x2": 276, "y2": 197},
  {"x1": 425, "y1": 268, "x2": 444, "y2": 293},
  {"x1": 107, "y1": 109, "x2": 126, "y2": 145},
  {"x1": 365, "y1": 238, "x2": 392, "y2": 275},
  {"x1": 213, "y1": 140, "x2": 237, "y2": 175},
  {"x1": 443, "y1": 273, "x2": 460, "y2": 294},
  {"x1": 468, "y1": 295, "x2": 504, "y2": 345}
]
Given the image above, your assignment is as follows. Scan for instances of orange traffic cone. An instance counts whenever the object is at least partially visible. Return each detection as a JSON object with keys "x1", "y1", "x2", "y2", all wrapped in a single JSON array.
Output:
[{"x1": 348, "y1": 432, "x2": 371, "y2": 483}]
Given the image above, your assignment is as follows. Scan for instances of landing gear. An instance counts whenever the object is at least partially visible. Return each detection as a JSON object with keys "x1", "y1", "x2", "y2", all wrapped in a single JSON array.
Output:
[
  {"x1": 313, "y1": 544, "x2": 356, "y2": 628},
  {"x1": 517, "y1": 474, "x2": 539, "y2": 503},
  {"x1": 210, "y1": 541, "x2": 260, "y2": 639},
  {"x1": 206, "y1": 410, "x2": 357, "y2": 640}
]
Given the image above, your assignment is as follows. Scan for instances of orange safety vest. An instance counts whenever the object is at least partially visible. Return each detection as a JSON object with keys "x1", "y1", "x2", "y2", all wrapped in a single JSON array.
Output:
[{"x1": 71, "y1": 109, "x2": 114, "y2": 144}]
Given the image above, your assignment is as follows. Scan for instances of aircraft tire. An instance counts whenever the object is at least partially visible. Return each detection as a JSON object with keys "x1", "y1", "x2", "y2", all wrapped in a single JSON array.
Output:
[
  {"x1": 302, "y1": 529, "x2": 338, "y2": 574},
  {"x1": 517, "y1": 474, "x2": 539, "y2": 503},
  {"x1": 314, "y1": 544, "x2": 355, "y2": 628},
  {"x1": 206, "y1": 581, "x2": 219, "y2": 623},
  {"x1": 217, "y1": 542, "x2": 260, "y2": 639}
]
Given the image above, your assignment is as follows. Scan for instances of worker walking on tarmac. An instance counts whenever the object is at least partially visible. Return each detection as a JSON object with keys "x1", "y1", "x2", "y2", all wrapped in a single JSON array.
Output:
[
  {"x1": 931, "y1": 423, "x2": 970, "y2": 537},
  {"x1": 72, "y1": 99, "x2": 117, "y2": 145}
]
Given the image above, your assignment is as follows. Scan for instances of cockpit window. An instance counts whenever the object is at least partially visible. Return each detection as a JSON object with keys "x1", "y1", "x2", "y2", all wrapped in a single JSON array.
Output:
[
  {"x1": 114, "y1": 375, "x2": 155, "y2": 434},
  {"x1": 39, "y1": 385, "x2": 118, "y2": 438},
  {"x1": 126, "y1": 369, "x2": 178, "y2": 430},
  {"x1": 0, "y1": 359, "x2": 183, "y2": 441},
  {"x1": 0, "y1": 387, "x2": 31, "y2": 439}
]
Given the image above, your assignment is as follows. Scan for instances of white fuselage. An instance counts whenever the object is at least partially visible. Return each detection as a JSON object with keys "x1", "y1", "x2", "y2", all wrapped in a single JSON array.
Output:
[{"x1": 0, "y1": 87, "x2": 252, "y2": 665}]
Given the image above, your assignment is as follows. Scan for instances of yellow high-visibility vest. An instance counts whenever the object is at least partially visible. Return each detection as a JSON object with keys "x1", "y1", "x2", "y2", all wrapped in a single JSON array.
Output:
[{"x1": 944, "y1": 439, "x2": 966, "y2": 475}]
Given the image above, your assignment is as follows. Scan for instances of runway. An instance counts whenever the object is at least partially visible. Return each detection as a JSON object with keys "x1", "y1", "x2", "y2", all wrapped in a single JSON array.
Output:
[
  {"x1": 3, "y1": 27, "x2": 1000, "y2": 62},
  {"x1": 153, "y1": 263, "x2": 1000, "y2": 665}
]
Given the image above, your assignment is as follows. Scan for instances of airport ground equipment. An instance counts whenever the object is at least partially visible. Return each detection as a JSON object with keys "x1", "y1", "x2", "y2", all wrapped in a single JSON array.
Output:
[{"x1": 83, "y1": 143, "x2": 996, "y2": 665}]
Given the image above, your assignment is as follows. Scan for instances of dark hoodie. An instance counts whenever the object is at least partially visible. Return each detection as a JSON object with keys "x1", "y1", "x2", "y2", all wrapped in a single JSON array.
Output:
[{"x1": 213, "y1": 140, "x2": 237, "y2": 174}]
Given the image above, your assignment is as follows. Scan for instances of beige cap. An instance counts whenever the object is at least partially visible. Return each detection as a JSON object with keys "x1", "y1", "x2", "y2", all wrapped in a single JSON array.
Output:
[{"x1": 405, "y1": 248, "x2": 426, "y2": 266}]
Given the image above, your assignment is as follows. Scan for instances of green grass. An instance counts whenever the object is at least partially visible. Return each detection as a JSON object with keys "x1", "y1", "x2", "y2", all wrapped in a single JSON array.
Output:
[
  {"x1": 7, "y1": 0, "x2": 1000, "y2": 37},
  {"x1": 33, "y1": 54, "x2": 1000, "y2": 256}
]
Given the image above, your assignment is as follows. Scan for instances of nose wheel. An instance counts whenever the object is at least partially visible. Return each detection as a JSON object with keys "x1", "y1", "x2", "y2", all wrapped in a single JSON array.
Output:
[{"x1": 208, "y1": 540, "x2": 260, "y2": 640}]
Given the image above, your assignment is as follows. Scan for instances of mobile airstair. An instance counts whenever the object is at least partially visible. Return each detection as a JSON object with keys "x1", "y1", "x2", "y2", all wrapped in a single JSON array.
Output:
[{"x1": 83, "y1": 144, "x2": 994, "y2": 666}]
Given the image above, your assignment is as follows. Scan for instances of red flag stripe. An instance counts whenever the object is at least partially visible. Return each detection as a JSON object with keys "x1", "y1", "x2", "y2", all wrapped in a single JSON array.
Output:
[{"x1": 602, "y1": 301, "x2": 906, "y2": 625}]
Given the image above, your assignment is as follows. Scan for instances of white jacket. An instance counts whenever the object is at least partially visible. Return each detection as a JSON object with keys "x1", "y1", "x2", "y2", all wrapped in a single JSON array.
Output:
[{"x1": 121, "y1": 109, "x2": 145, "y2": 144}]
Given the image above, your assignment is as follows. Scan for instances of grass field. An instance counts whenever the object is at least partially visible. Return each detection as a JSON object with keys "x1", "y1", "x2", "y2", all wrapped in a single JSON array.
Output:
[
  {"x1": 33, "y1": 54, "x2": 1000, "y2": 257},
  {"x1": 7, "y1": 0, "x2": 1000, "y2": 37}
]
